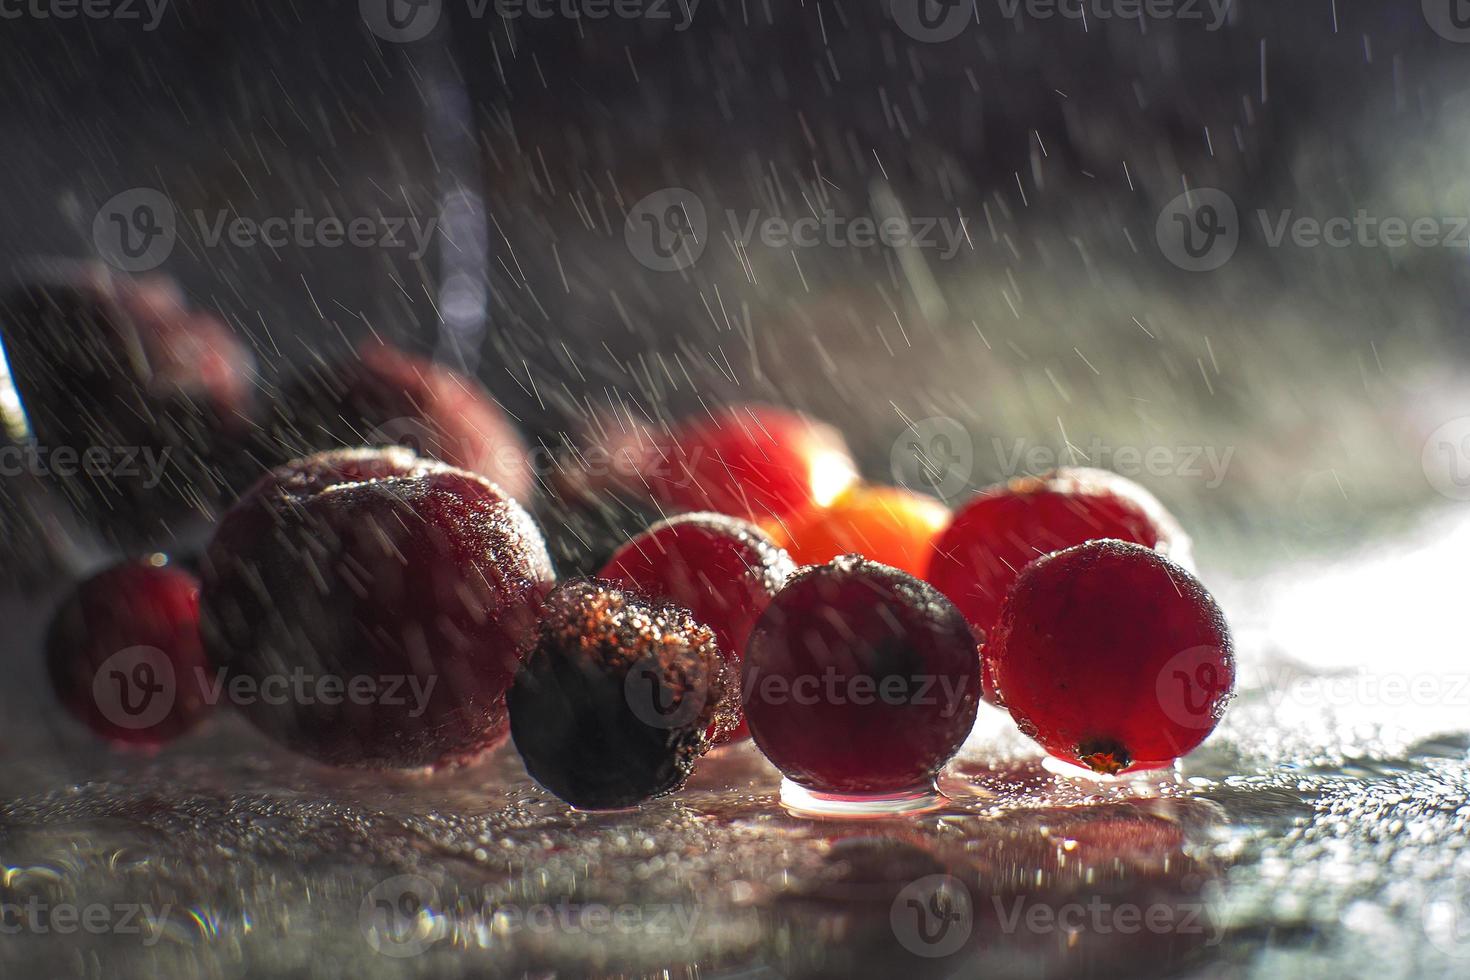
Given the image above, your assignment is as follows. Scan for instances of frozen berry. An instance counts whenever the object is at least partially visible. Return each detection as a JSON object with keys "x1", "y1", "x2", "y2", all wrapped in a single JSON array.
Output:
[
  {"x1": 927, "y1": 468, "x2": 1189, "y2": 644},
  {"x1": 273, "y1": 341, "x2": 533, "y2": 502},
  {"x1": 742, "y1": 556, "x2": 982, "y2": 801},
  {"x1": 46, "y1": 558, "x2": 211, "y2": 746},
  {"x1": 0, "y1": 265, "x2": 256, "y2": 536},
  {"x1": 508, "y1": 580, "x2": 736, "y2": 810},
  {"x1": 201, "y1": 447, "x2": 554, "y2": 769},
  {"x1": 598, "y1": 512, "x2": 796, "y2": 742},
  {"x1": 769, "y1": 485, "x2": 949, "y2": 578},
  {"x1": 649, "y1": 405, "x2": 859, "y2": 524},
  {"x1": 986, "y1": 539, "x2": 1234, "y2": 775}
]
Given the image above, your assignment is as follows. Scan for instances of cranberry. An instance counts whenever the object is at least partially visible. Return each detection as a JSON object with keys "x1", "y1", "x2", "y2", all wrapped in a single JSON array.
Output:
[
  {"x1": 274, "y1": 341, "x2": 532, "y2": 502},
  {"x1": 598, "y1": 512, "x2": 796, "y2": 742},
  {"x1": 742, "y1": 556, "x2": 982, "y2": 798},
  {"x1": 770, "y1": 485, "x2": 950, "y2": 578},
  {"x1": 927, "y1": 468, "x2": 1189, "y2": 645},
  {"x1": 507, "y1": 579, "x2": 736, "y2": 809},
  {"x1": 46, "y1": 558, "x2": 211, "y2": 746},
  {"x1": 649, "y1": 405, "x2": 858, "y2": 524},
  {"x1": 986, "y1": 539, "x2": 1234, "y2": 775},
  {"x1": 0, "y1": 266, "x2": 256, "y2": 535},
  {"x1": 200, "y1": 447, "x2": 554, "y2": 769}
]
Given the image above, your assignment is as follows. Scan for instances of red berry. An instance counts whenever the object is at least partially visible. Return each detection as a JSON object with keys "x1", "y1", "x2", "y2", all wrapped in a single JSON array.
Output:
[
  {"x1": 598, "y1": 512, "x2": 796, "y2": 742},
  {"x1": 276, "y1": 341, "x2": 533, "y2": 502},
  {"x1": 986, "y1": 539, "x2": 1234, "y2": 775},
  {"x1": 508, "y1": 580, "x2": 736, "y2": 809},
  {"x1": 201, "y1": 447, "x2": 554, "y2": 769},
  {"x1": 46, "y1": 559, "x2": 211, "y2": 746},
  {"x1": 742, "y1": 556, "x2": 982, "y2": 797},
  {"x1": 649, "y1": 405, "x2": 858, "y2": 524},
  {"x1": 769, "y1": 484, "x2": 949, "y2": 578},
  {"x1": 927, "y1": 468, "x2": 1189, "y2": 646}
]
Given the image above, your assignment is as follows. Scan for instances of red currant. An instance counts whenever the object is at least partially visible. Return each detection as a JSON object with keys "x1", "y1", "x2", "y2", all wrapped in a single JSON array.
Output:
[
  {"x1": 768, "y1": 484, "x2": 949, "y2": 578},
  {"x1": 46, "y1": 558, "x2": 211, "y2": 747},
  {"x1": 927, "y1": 467, "x2": 1189, "y2": 646},
  {"x1": 986, "y1": 539, "x2": 1234, "y2": 775},
  {"x1": 649, "y1": 405, "x2": 858, "y2": 524},
  {"x1": 508, "y1": 579, "x2": 736, "y2": 809},
  {"x1": 598, "y1": 512, "x2": 796, "y2": 742},
  {"x1": 201, "y1": 447, "x2": 555, "y2": 769},
  {"x1": 742, "y1": 556, "x2": 982, "y2": 804}
]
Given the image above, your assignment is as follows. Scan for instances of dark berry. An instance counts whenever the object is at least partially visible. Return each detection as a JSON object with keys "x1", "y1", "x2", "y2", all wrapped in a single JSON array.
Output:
[
  {"x1": 770, "y1": 484, "x2": 949, "y2": 578},
  {"x1": 742, "y1": 556, "x2": 982, "y2": 797},
  {"x1": 648, "y1": 405, "x2": 858, "y2": 524},
  {"x1": 272, "y1": 341, "x2": 532, "y2": 502},
  {"x1": 598, "y1": 512, "x2": 796, "y2": 742},
  {"x1": 986, "y1": 539, "x2": 1234, "y2": 775},
  {"x1": 46, "y1": 558, "x2": 211, "y2": 746},
  {"x1": 927, "y1": 467, "x2": 1189, "y2": 646},
  {"x1": 201, "y1": 447, "x2": 554, "y2": 769},
  {"x1": 508, "y1": 579, "x2": 736, "y2": 810}
]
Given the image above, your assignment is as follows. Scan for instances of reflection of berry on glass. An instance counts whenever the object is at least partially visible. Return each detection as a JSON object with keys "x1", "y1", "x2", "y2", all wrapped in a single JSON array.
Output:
[
  {"x1": 985, "y1": 539, "x2": 1233, "y2": 775},
  {"x1": 598, "y1": 512, "x2": 796, "y2": 742},
  {"x1": 46, "y1": 558, "x2": 211, "y2": 747}
]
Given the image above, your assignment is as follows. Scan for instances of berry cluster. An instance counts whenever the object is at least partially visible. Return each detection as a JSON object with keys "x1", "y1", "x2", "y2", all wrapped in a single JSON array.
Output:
[{"x1": 28, "y1": 275, "x2": 1234, "y2": 812}]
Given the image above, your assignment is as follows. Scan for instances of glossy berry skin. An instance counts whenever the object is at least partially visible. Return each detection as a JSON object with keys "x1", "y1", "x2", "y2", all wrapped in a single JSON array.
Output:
[
  {"x1": 742, "y1": 556, "x2": 982, "y2": 795},
  {"x1": 46, "y1": 559, "x2": 211, "y2": 747},
  {"x1": 769, "y1": 485, "x2": 949, "y2": 579},
  {"x1": 275, "y1": 341, "x2": 532, "y2": 502},
  {"x1": 508, "y1": 580, "x2": 736, "y2": 810},
  {"x1": 598, "y1": 513, "x2": 796, "y2": 742},
  {"x1": 201, "y1": 447, "x2": 554, "y2": 769},
  {"x1": 649, "y1": 405, "x2": 859, "y2": 525},
  {"x1": 927, "y1": 468, "x2": 1189, "y2": 646},
  {"x1": 987, "y1": 539, "x2": 1234, "y2": 775}
]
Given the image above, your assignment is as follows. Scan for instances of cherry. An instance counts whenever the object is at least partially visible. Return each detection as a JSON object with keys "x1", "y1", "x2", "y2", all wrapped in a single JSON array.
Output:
[
  {"x1": 598, "y1": 512, "x2": 796, "y2": 742},
  {"x1": 927, "y1": 468, "x2": 1189, "y2": 646},
  {"x1": 768, "y1": 484, "x2": 949, "y2": 578},
  {"x1": 648, "y1": 405, "x2": 858, "y2": 525},
  {"x1": 508, "y1": 579, "x2": 736, "y2": 810},
  {"x1": 274, "y1": 341, "x2": 532, "y2": 502},
  {"x1": 742, "y1": 556, "x2": 982, "y2": 798},
  {"x1": 986, "y1": 539, "x2": 1234, "y2": 775},
  {"x1": 200, "y1": 447, "x2": 555, "y2": 769},
  {"x1": 46, "y1": 558, "x2": 211, "y2": 747}
]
